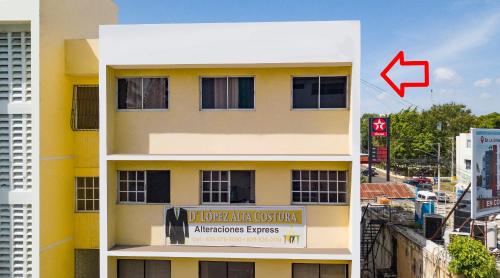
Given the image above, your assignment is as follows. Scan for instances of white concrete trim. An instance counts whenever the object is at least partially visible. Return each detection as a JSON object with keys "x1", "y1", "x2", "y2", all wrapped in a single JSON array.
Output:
[
  {"x1": 0, "y1": 102, "x2": 33, "y2": 114},
  {"x1": 106, "y1": 154, "x2": 354, "y2": 162},
  {"x1": 0, "y1": 191, "x2": 34, "y2": 204},
  {"x1": 109, "y1": 62, "x2": 352, "y2": 69},
  {"x1": 106, "y1": 250, "x2": 353, "y2": 261}
]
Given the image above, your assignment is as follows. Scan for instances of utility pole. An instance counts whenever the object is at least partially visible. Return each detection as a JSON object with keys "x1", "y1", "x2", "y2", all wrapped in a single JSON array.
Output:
[{"x1": 437, "y1": 142, "x2": 441, "y2": 193}]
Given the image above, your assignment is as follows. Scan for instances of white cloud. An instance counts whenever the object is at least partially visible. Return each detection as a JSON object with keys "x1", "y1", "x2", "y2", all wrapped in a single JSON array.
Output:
[
  {"x1": 474, "y1": 78, "x2": 493, "y2": 87},
  {"x1": 376, "y1": 94, "x2": 386, "y2": 100},
  {"x1": 426, "y1": 12, "x2": 500, "y2": 63},
  {"x1": 496, "y1": 78, "x2": 500, "y2": 85},
  {"x1": 433, "y1": 67, "x2": 460, "y2": 83},
  {"x1": 479, "y1": 92, "x2": 492, "y2": 99}
]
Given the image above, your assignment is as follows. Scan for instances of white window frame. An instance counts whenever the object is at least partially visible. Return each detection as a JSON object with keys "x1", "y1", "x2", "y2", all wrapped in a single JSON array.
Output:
[
  {"x1": 72, "y1": 85, "x2": 99, "y2": 131},
  {"x1": 117, "y1": 170, "x2": 171, "y2": 205},
  {"x1": 116, "y1": 76, "x2": 169, "y2": 111},
  {"x1": 291, "y1": 75, "x2": 350, "y2": 110},
  {"x1": 199, "y1": 76, "x2": 256, "y2": 111},
  {"x1": 200, "y1": 170, "x2": 255, "y2": 205},
  {"x1": 291, "y1": 170, "x2": 349, "y2": 205},
  {"x1": 75, "y1": 177, "x2": 99, "y2": 212}
]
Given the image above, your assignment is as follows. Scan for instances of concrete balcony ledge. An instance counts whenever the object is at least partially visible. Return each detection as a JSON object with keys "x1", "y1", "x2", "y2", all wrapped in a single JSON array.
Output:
[
  {"x1": 107, "y1": 245, "x2": 352, "y2": 261},
  {"x1": 106, "y1": 154, "x2": 355, "y2": 162}
]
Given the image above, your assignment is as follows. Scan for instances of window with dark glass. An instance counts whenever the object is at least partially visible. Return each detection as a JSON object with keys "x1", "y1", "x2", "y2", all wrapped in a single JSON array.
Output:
[
  {"x1": 292, "y1": 170, "x2": 348, "y2": 204},
  {"x1": 118, "y1": 170, "x2": 170, "y2": 204},
  {"x1": 200, "y1": 261, "x2": 254, "y2": 278},
  {"x1": 75, "y1": 177, "x2": 99, "y2": 212},
  {"x1": 72, "y1": 85, "x2": 99, "y2": 130},
  {"x1": 201, "y1": 77, "x2": 254, "y2": 109},
  {"x1": 118, "y1": 259, "x2": 171, "y2": 278},
  {"x1": 292, "y1": 76, "x2": 347, "y2": 109},
  {"x1": 117, "y1": 77, "x2": 168, "y2": 110},
  {"x1": 201, "y1": 170, "x2": 255, "y2": 204},
  {"x1": 292, "y1": 263, "x2": 348, "y2": 278}
]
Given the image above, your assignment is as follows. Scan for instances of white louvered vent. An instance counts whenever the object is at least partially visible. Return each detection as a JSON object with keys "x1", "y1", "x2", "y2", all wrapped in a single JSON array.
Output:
[
  {"x1": 0, "y1": 114, "x2": 32, "y2": 191},
  {"x1": 0, "y1": 31, "x2": 31, "y2": 102},
  {"x1": 0, "y1": 204, "x2": 32, "y2": 278}
]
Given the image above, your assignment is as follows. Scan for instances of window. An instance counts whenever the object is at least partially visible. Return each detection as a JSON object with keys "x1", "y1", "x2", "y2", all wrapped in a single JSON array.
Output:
[
  {"x1": 75, "y1": 249, "x2": 99, "y2": 278},
  {"x1": 118, "y1": 259, "x2": 170, "y2": 278},
  {"x1": 466, "y1": 139, "x2": 471, "y2": 148},
  {"x1": 117, "y1": 77, "x2": 168, "y2": 110},
  {"x1": 465, "y1": 159, "x2": 471, "y2": 170},
  {"x1": 201, "y1": 77, "x2": 254, "y2": 109},
  {"x1": 76, "y1": 177, "x2": 99, "y2": 212},
  {"x1": 292, "y1": 170, "x2": 348, "y2": 204},
  {"x1": 201, "y1": 170, "x2": 255, "y2": 204},
  {"x1": 72, "y1": 85, "x2": 99, "y2": 130},
  {"x1": 118, "y1": 171, "x2": 170, "y2": 204},
  {"x1": 200, "y1": 261, "x2": 254, "y2": 278},
  {"x1": 292, "y1": 263, "x2": 347, "y2": 278},
  {"x1": 292, "y1": 76, "x2": 347, "y2": 109}
]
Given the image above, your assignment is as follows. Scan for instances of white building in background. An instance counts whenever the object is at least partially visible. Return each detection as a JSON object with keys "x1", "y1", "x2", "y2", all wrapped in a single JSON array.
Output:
[{"x1": 456, "y1": 133, "x2": 472, "y2": 200}]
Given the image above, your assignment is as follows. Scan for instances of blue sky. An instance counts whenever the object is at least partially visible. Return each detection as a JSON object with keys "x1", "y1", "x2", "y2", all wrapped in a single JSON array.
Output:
[{"x1": 115, "y1": 0, "x2": 500, "y2": 115}]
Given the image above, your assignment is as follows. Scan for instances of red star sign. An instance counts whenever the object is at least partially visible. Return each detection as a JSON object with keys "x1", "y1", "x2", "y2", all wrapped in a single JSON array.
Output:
[{"x1": 371, "y1": 118, "x2": 388, "y2": 137}]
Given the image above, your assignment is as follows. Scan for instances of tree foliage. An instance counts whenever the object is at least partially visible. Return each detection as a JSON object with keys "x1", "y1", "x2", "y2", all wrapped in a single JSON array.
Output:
[
  {"x1": 361, "y1": 103, "x2": 493, "y2": 176},
  {"x1": 448, "y1": 236, "x2": 497, "y2": 278}
]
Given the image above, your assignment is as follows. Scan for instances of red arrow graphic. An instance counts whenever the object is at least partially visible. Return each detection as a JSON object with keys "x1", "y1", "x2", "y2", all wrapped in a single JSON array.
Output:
[{"x1": 380, "y1": 51, "x2": 429, "y2": 97}]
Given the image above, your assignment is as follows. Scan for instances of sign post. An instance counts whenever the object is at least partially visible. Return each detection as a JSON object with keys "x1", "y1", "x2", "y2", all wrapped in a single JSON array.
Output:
[
  {"x1": 471, "y1": 128, "x2": 500, "y2": 219},
  {"x1": 369, "y1": 117, "x2": 391, "y2": 182}
]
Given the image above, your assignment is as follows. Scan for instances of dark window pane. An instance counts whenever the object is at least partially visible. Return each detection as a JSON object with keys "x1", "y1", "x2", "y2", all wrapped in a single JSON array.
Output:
[
  {"x1": 128, "y1": 171, "x2": 136, "y2": 180},
  {"x1": 230, "y1": 171, "x2": 255, "y2": 204},
  {"x1": 74, "y1": 86, "x2": 99, "y2": 130},
  {"x1": 320, "y1": 182, "x2": 328, "y2": 191},
  {"x1": 94, "y1": 189, "x2": 99, "y2": 199},
  {"x1": 212, "y1": 193, "x2": 219, "y2": 202},
  {"x1": 93, "y1": 178, "x2": 99, "y2": 188},
  {"x1": 329, "y1": 171, "x2": 337, "y2": 181},
  {"x1": 202, "y1": 171, "x2": 211, "y2": 181},
  {"x1": 143, "y1": 78, "x2": 168, "y2": 109},
  {"x1": 301, "y1": 171, "x2": 310, "y2": 179},
  {"x1": 137, "y1": 182, "x2": 145, "y2": 192},
  {"x1": 292, "y1": 170, "x2": 300, "y2": 180},
  {"x1": 329, "y1": 193, "x2": 338, "y2": 203},
  {"x1": 292, "y1": 182, "x2": 300, "y2": 191},
  {"x1": 221, "y1": 182, "x2": 228, "y2": 191},
  {"x1": 338, "y1": 193, "x2": 347, "y2": 203},
  {"x1": 311, "y1": 171, "x2": 318, "y2": 180},
  {"x1": 320, "y1": 171, "x2": 328, "y2": 180},
  {"x1": 137, "y1": 193, "x2": 145, "y2": 202},
  {"x1": 320, "y1": 264, "x2": 347, "y2": 278},
  {"x1": 338, "y1": 182, "x2": 346, "y2": 192},
  {"x1": 120, "y1": 182, "x2": 127, "y2": 191},
  {"x1": 118, "y1": 260, "x2": 144, "y2": 278},
  {"x1": 85, "y1": 189, "x2": 93, "y2": 199},
  {"x1": 203, "y1": 193, "x2": 210, "y2": 203},
  {"x1": 146, "y1": 171, "x2": 170, "y2": 203},
  {"x1": 311, "y1": 181, "x2": 318, "y2": 191},
  {"x1": 129, "y1": 182, "x2": 136, "y2": 191},
  {"x1": 301, "y1": 192, "x2": 309, "y2": 202},
  {"x1": 128, "y1": 192, "x2": 136, "y2": 202},
  {"x1": 293, "y1": 264, "x2": 319, "y2": 278},
  {"x1": 301, "y1": 181, "x2": 310, "y2": 191},
  {"x1": 212, "y1": 182, "x2": 219, "y2": 191},
  {"x1": 228, "y1": 77, "x2": 254, "y2": 109},
  {"x1": 320, "y1": 76, "x2": 347, "y2": 108},
  {"x1": 220, "y1": 171, "x2": 229, "y2": 181},
  {"x1": 221, "y1": 193, "x2": 228, "y2": 203},
  {"x1": 202, "y1": 78, "x2": 227, "y2": 109},
  {"x1": 137, "y1": 171, "x2": 144, "y2": 181},
  {"x1": 228, "y1": 262, "x2": 254, "y2": 278},
  {"x1": 212, "y1": 171, "x2": 220, "y2": 181},
  {"x1": 293, "y1": 77, "x2": 318, "y2": 109},
  {"x1": 94, "y1": 200, "x2": 99, "y2": 210},
  {"x1": 117, "y1": 78, "x2": 142, "y2": 109},
  {"x1": 320, "y1": 193, "x2": 329, "y2": 203},
  {"x1": 119, "y1": 192, "x2": 127, "y2": 202},
  {"x1": 329, "y1": 182, "x2": 338, "y2": 192},
  {"x1": 338, "y1": 171, "x2": 347, "y2": 181},
  {"x1": 145, "y1": 260, "x2": 171, "y2": 278},
  {"x1": 77, "y1": 200, "x2": 85, "y2": 211},
  {"x1": 203, "y1": 182, "x2": 210, "y2": 191},
  {"x1": 293, "y1": 192, "x2": 301, "y2": 202},
  {"x1": 119, "y1": 171, "x2": 127, "y2": 180},
  {"x1": 77, "y1": 189, "x2": 84, "y2": 199},
  {"x1": 77, "y1": 177, "x2": 85, "y2": 188},
  {"x1": 311, "y1": 192, "x2": 318, "y2": 202},
  {"x1": 200, "y1": 262, "x2": 227, "y2": 278},
  {"x1": 86, "y1": 200, "x2": 93, "y2": 210}
]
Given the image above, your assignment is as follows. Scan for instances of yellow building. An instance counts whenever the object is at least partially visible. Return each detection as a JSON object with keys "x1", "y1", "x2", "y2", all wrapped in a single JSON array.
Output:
[
  {"x1": 1, "y1": 1, "x2": 360, "y2": 277},
  {"x1": 99, "y1": 21, "x2": 360, "y2": 278}
]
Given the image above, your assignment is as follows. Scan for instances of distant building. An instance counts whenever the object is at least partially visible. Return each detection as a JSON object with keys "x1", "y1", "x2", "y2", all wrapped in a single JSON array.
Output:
[{"x1": 455, "y1": 133, "x2": 472, "y2": 199}]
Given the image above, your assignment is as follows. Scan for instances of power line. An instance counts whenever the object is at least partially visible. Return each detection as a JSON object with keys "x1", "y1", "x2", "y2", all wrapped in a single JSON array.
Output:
[{"x1": 361, "y1": 79, "x2": 424, "y2": 111}]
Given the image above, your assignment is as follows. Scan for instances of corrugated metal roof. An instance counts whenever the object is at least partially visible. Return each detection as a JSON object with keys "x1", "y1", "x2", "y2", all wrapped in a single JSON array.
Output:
[{"x1": 361, "y1": 183, "x2": 415, "y2": 200}]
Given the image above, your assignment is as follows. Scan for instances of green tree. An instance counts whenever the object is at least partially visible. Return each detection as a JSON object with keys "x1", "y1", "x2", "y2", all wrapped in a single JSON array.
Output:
[
  {"x1": 448, "y1": 236, "x2": 497, "y2": 278},
  {"x1": 475, "y1": 112, "x2": 500, "y2": 129}
]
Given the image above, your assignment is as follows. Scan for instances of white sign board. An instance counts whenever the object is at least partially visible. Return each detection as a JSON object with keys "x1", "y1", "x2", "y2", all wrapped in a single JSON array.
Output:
[
  {"x1": 164, "y1": 206, "x2": 306, "y2": 248},
  {"x1": 471, "y1": 128, "x2": 500, "y2": 218}
]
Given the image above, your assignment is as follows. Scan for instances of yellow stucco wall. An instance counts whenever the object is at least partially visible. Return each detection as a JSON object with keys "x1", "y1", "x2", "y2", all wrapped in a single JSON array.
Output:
[
  {"x1": 109, "y1": 161, "x2": 351, "y2": 249},
  {"x1": 108, "y1": 258, "x2": 351, "y2": 278},
  {"x1": 39, "y1": 0, "x2": 116, "y2": 277},
  {"x1": 109, "y1": 67, "x2": 352, "y2": 155}
]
